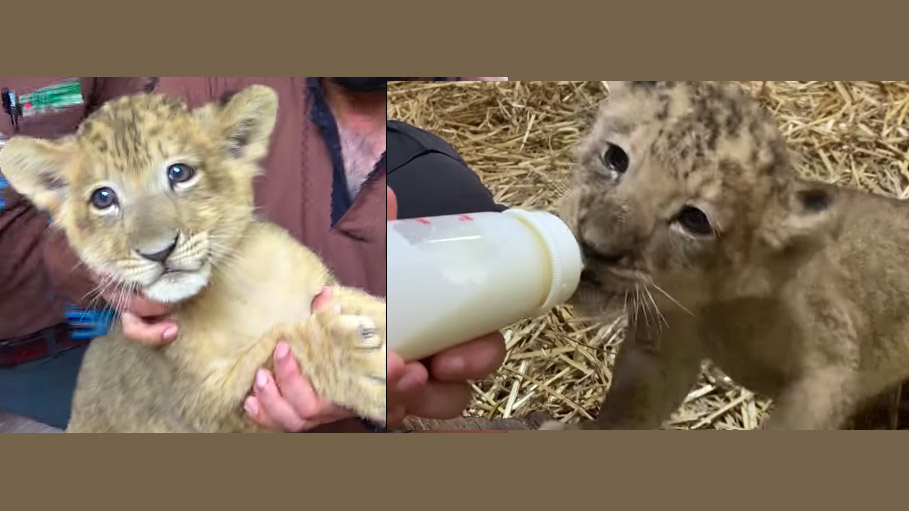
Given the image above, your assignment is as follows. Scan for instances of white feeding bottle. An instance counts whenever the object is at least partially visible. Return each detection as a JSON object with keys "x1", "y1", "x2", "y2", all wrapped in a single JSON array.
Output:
[{"x1": 387, "y1": 209, "x2": 583, "y2": 361}]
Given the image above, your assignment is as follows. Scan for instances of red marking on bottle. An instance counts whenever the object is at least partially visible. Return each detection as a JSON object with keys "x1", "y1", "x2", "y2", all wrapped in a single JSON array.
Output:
[
  {"x1": 417, "y1": 218, "x2": 431, "y2": 225},
  {"x1": 458, "y1": 215, "x2": 474, "y2": 222}
]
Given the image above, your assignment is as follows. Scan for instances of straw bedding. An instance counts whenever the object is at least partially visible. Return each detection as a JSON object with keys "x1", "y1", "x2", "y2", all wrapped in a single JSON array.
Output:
[{"x1": 388, "y1": 81, "x2": 909, "y2": 430}]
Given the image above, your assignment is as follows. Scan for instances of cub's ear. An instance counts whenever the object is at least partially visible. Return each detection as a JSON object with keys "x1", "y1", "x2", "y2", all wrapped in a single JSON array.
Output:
[
  {"x1": 761, "y1": 179, "x2": 841, "y2": 254},
  {"x1": 607, "y1": 81, "x2": 674, "y2": 96},
  {"x1": 0, "y1": 136, "x2": 75, "y2": 215},
  {"x1": 195, "y1": 84, "x2": 278, "y2": 164}
]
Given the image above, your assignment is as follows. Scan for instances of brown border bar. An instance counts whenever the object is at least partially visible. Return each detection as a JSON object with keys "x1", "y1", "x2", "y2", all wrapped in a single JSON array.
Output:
[{"x1": 2, "y1": 0, "x2": 909, "y2": 506}]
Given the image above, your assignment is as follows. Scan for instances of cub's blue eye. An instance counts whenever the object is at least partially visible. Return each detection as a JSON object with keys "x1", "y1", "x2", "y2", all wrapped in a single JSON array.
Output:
[
  {"x1": 90, "y1": 187, "x2": 117, "y2": 209},
  {"x1": 167, "y1": 163, "x2": 196, "y2": 185}
]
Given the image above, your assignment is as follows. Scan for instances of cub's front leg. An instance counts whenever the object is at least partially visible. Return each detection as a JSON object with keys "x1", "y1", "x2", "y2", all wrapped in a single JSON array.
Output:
[
  {"x1": 541, "y1": 316, "x2": 702, "y2": 431},
  {"x1": 761, "y1": 301, "x2": 861, "y2": 430}
]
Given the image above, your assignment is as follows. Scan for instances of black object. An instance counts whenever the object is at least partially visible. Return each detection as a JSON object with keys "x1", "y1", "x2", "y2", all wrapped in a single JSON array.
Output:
[
  {"x1": 363, "y1": 421, "x2": 389, "y2": 433},
  {"x1": 331, "y1": 78, "x2": 405, "y2": 92},
  {"x1": 1, "y1": 88, "x2": 20, "y2": 132},
  {"x1": 387, "y1": 120, "x2": 506, "y2": 219}
]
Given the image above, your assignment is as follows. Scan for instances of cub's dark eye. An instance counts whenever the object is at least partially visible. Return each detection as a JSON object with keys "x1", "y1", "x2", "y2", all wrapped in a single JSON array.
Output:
[
  {"x1": 167, "y1": 163, "x2": 196, "y2": 185},
  {"x1": 677, "y1": 206, "x2": 713, "y2": 236},
  {"x1": 602, "y1": 143, "x2": 629, "y2": 173},
  {"x1": 89, "y1": 187, "x2": 118, "y2": 210}
]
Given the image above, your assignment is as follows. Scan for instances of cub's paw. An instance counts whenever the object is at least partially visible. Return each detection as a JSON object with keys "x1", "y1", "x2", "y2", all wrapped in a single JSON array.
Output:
[{"x1": 300, "y1": 290, "x2": 386, "y2": 424}]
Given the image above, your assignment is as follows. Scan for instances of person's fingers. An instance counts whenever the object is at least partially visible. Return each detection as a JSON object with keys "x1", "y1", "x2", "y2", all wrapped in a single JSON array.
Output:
[
  {"x1": 125, "y1": 294, "x2": 173, "y2": 317},
  {"x1": 251, "y1": 368, "x2": 308, "y2": 431},
  {"x1": 101, "y1": 286, "x2": 172, "y2": 318},
  {"x1": 311, "y1": 286, "x2": 334, "y2": 311},
  {"x1": 388, "y1": 358, "x2": 424, "y2": 428},
  {"x1": 387, "y1": 186, "x2": 398, "y2": 221},
  {"x1": 387, "y1": 352, "x2": 406, "y2": 383},
  {"x1": 120, "y1": 312, "x2": 179, "y2": 346},
  {"x1": 101, "y1": 284, "x2": 176, "y2": 346},
  {"x1": 393, "y1": 362, "x2": 428, "y2": 394},
  {"x1": 243, "y1": 395, "x2": 282, "y2": 430},
  {"x1": 272, "y1": 341, "x2": 350, "y2": 420},
  {"x1": 429, "y1": 332, "x2": 506, "y2": 381},
  {"x1": 388, "y1": 361, "x2": 430, "y2": 428},
  {"x1": 404, "y1": 381, "x2": 473, "y2": 420}
]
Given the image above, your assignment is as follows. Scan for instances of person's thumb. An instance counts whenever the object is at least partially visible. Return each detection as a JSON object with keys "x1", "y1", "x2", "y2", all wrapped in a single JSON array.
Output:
[
  {"x1": 387, "y1": 352, "x2": 406, "y2": 383},
  {"x1": 121, "y1": 312, "x2": 179, "y2": 346},
  {"x1": 311, "y1": 286, "x2": 335, "y2": 311},
  {"x1": 387, "y1": 186, "x2": 397, "y2": 221},
  {"x1": 124, "y1": 294, "x2": 172, "y2": 317}
]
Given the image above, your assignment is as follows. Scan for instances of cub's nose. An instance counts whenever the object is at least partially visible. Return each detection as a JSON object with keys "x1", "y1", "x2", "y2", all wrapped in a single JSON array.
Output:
[
  {"x1": 135, "y1": 236, "x2": 178, "y2": 263},
  {"x1": 579, "y1": 240, "x2": 627, "y2": 266}
]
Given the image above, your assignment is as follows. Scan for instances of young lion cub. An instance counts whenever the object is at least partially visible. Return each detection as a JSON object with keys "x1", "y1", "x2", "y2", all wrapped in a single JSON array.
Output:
[
  {"x1": 0, "y1": 85, "x2": 386, "y2": 432},
  {"x1": 543, "y1": 81, "x2": 909, "y2": 430}
]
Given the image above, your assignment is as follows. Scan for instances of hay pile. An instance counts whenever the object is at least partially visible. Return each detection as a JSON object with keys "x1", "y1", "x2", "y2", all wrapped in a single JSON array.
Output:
[{"x1": 388, "y1": 81, "x2": 909, "y2": 430}]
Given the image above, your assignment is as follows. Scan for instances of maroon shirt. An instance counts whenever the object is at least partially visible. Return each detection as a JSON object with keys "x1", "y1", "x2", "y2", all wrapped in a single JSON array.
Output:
[
  {"x1": 1, "y1": 77, "x2": 387, "y2": 338},
  {"x1": 1, "y1": 78, "x2": 153, "y2": 338}
]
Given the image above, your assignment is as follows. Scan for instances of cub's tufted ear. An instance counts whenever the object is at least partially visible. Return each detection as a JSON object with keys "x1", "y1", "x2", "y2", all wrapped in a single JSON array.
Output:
[
  {"x1": 761, "y1": 179, "x2": 842, "y2": 255},
  {"x1": 0, "y1": 136, "x2": 76, "y2": 216},
  {"x1": 606, "y1": 81, "x2": 675, "y2": 96},
  {"x1": 195, "y1": 84, "x2": 279, "y2": 164}
]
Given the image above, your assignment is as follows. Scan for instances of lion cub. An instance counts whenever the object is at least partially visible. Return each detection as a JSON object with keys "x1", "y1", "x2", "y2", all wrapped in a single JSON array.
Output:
[
  {"x1": 543, "y1": 81, "x2": 909, "y2": 430},
  {"x1": 0, "y1": 85, "x2": 386, "y2": 433}
]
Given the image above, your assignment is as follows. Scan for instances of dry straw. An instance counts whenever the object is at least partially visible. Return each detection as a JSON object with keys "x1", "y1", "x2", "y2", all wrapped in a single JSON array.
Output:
[{"x1": 388, "y1": 81, "x2": 909, "y2": 430}]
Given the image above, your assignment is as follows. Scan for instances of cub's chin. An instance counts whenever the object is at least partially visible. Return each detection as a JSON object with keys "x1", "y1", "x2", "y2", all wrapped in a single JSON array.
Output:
[
  {"x1": 567, "y1": 277, "x2": 627, "y2": 323},
  {"x1": 142, "y1": 265, "x2": 212, "y2": 304}
]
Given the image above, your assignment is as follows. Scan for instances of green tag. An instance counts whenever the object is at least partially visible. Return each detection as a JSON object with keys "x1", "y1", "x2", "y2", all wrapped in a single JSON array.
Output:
[{"x1": 20, "y1": 78, "x2": 84, "y2": 118}]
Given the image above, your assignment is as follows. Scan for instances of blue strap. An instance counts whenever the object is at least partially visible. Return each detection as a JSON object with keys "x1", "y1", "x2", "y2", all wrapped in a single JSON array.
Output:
[
  {"x1": 63, "y1": 305, "x2": 115, "y2": 340},
  {"x1": 0, "y1": 172, "x2": 7, "y2": 212}
]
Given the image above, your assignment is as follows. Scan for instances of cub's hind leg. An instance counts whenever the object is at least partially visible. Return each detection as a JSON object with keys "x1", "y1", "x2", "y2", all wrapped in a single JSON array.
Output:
[{"x1": 762, "y1": 367, "x2": 857, "y2": 430}]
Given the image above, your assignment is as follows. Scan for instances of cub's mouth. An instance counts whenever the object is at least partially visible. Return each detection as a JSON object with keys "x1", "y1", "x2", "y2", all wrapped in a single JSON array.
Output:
[
  {"x1": 569, "y1": 241, "x2": 653, "y2": 316},
  {"x1": 574, "y1": 266, "x2": 639, "y2": 311},
  {"x1": 580, "y1": 265, "x2": 642, "y2": 287},
  {"x1": 577, "y1": 242, "x2": 644, "y2": 290},
  {"x1": 580, "y1": 268, "x2": 601, "y2": 285},
  {"x1": 143, "y1": 262, "x2": 213, "y2": 304}
]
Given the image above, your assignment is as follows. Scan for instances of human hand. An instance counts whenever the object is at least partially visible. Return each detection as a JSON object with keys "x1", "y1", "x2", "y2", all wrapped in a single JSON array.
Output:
[
  {"x1": 96, "y1": 277, "x2": 179, "y2": 346},
  {"x1": 243, "y1": 286, "x2": 355, "y2": 432},
  {"x1": 387, "y1": 332, "x2": 506, "y2": 428},
  {"x1": 387, "y1": 185, "x2": 397, "y2": 220},
  {"x1": 385, "y1": 185, "x2": 506, "y2": 428}
]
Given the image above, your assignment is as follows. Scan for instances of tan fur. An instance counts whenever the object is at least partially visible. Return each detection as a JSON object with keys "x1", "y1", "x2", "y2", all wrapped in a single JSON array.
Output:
[
  {"x1": 0, "y1": 86, "x2": 385, "y2": 432},
  {"x1": 541, "y1": 81, "x2": 909, "y2": 431}
]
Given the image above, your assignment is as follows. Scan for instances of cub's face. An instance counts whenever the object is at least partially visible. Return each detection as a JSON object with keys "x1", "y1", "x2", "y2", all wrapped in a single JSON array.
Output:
[
  {"x1": 562, "y1": 81, "x2": 837, "y2": 317},
  {"x1": 0, "y1": 85, "x2": 278, "y2": 304}
]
